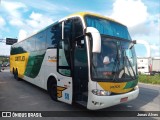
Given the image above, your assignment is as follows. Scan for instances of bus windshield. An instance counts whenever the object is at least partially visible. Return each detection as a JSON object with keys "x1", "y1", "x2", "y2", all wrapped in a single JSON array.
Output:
[
  {"x1": 85, "y1": 16, "x2": 138, "y2": 82},
  {"x1": 85, "y1": 15, "x2": 131, "y2": 40}
]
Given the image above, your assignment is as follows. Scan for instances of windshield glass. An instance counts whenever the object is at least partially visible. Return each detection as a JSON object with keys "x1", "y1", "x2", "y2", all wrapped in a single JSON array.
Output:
[
  {"x1": 85, "y1": 15, "x2": 138, "y2": 82},
  {"x1": 85, "y1": 15, "x2": 131, "y2": 40},
  {"x1": 91, "y1": 35, "x2": 138, "y2": 81}
]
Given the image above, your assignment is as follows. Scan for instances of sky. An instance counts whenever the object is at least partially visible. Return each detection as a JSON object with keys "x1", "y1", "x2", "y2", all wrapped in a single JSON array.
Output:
[{"x1": 0, "y1": 0, "x2": 159, "y2": 57}]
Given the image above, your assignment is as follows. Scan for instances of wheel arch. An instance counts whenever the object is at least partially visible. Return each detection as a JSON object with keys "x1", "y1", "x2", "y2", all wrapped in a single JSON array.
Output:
[{"x1": 47, "y1": 75, "x2": 58, "y2": 92}]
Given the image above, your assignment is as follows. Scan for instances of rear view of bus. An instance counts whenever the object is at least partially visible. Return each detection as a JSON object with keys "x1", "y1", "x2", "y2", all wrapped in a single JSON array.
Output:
[{"x1": 80, "y1": 13, "x2": 139, "y2": 110}]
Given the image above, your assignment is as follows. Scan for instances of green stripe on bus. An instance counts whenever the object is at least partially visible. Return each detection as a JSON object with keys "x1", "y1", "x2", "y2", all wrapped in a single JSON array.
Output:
[
  {"x1": 123, "y1": 79, "x2": 138, "y2": 89},
  {"x1": 24, "y1": 51, "x2": 45, "y2": 78}
]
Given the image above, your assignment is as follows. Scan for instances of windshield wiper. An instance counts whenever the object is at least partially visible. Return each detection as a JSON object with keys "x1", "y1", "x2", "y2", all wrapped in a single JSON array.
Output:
[
  {"x1": 91, "y1": 58, "x2": 99, "y2": 77},
  {"x1": 112, "y1": 53, "x2": 120, "y2": 81},
  {"x1": 125, "y1": 56, "x2": 136, "y2": 80},
  {"x1": 112, "y1": 41, "x2": 120, "y2": 81}
]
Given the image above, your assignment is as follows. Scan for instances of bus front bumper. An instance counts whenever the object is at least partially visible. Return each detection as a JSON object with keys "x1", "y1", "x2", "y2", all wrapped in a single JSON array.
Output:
[{"x1": 87, "y1": 87, "x2": 139, "y2": 110}]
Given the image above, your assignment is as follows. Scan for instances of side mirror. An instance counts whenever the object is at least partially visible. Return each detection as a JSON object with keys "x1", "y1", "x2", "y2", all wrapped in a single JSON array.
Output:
[
  {"x1": 129, "y1": 40, "x2": 137, "y2": 49},
  {"x1": 85, "y1": 27, "x2": 101, "y2": 53}
]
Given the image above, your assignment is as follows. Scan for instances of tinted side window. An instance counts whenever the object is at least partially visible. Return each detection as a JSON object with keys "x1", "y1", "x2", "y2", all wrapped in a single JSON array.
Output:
[
  {"x1": 57, "y1": 20, "x2": 72, "y2": 76},
  {"x1": 26, "y1": 38, "x2": 35, "y2": 52},
  {"x1": 46, "y1": 23, "x2": 62, "y2": 48},
  {"x1": 74, "y1": 18, "x2": 83, "y2": 38},
  {"x1": 18, "y1": 42, "x2": 26, "y2": 53},
  {"x1": 64, "y1": 20, "x2": 72, "y2": 41},
  {"x1": 35, "y1": 31, "x2": 46, "y2": 51},
  {"x1": 23, "y1": 41, "x2": 28, "y2": 52},
  {"x1": 29, "y1": 38, "x2": 35, "y2": 51}
]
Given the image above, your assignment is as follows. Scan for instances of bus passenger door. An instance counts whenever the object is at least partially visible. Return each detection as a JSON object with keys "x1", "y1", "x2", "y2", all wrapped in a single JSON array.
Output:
[
  {"x1": 73, "y1": 35, "x2": 88, "y2": 105},
  {"x1": 57, "y1": 18, "x2": 89, "y2": 106},
  {"x1": 57, "y1": 20, "x2": 73, "y2": 104}
]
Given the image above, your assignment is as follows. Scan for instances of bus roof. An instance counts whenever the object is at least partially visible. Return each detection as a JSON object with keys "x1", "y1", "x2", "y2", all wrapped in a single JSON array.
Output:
[{"x1": 68, "y1": 12, "x2": 125, "y2": 26}]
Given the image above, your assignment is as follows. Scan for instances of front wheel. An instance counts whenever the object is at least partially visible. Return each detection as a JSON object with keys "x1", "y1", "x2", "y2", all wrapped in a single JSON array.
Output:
[{"x1": 48, "y1": 80, "x2": 57, "y2": 101}]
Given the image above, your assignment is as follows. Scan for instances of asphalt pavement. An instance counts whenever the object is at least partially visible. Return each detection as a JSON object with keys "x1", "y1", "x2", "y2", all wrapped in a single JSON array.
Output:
[{"x1": 0, "y1": 67, "x2": 159, "y2": 120}]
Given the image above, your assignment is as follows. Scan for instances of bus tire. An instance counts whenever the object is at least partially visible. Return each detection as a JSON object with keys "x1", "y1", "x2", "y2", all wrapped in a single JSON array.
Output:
[
  {"x1": 13, "y1": 68, "x2": 15, "y2": 75},
  {"x1": 13, "y1": 69, "x2": 16, "y2": 79},
  {"x1": 14, "y1": 69, "x2": 19, "y2": 81},
  {"x1": 48, "y1": 78, "x2": 57, "y2": 101}
]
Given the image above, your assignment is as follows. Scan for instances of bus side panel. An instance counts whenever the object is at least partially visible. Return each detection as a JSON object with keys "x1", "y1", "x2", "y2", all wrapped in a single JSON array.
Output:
[
  {"x1": 43, "y1": 49, "x2": 57, "y2": 90},
  {"x1": 44, "y1": 49, "x2": 73, "y2": 104}
]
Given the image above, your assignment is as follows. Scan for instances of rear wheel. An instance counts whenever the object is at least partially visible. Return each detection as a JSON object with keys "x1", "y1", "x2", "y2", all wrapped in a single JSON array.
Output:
[
  {"x1": 14, "y1": 69, "x2": 19, "y2": 81},
  {"x1": 48, "y1": 78, "x2": 57, "y2": 101},
  {"x1": 13, "y1": 68, "x2": 15, "y2": 75}
]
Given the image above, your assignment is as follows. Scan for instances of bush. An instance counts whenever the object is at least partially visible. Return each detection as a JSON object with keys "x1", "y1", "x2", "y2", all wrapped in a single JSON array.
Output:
[{"x1": 138, "y1": 74, "x2": 160, "y2": 85}]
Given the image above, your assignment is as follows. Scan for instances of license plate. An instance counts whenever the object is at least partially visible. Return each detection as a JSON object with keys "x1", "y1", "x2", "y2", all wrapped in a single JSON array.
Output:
[{"x1": 120, "y1": 97, "x2": 128, "y2": 102}]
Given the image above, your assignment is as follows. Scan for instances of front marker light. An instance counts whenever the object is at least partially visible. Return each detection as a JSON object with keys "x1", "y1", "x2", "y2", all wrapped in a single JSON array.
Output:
[
  {"x1": 134, "y1": 85, "x2": 139, "y2": 90},
  {"x1": 92, "y1": 89, "x2": 111, "y2": 96},
  {"x1": 92, "y1": 89, "x2": 98, "y2": 95}
]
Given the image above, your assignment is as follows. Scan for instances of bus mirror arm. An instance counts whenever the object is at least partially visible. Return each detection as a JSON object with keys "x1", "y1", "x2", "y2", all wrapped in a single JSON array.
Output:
[
  {"x1": 85, "y1": 27, "x2": 101, "y2": 53},
  {"x1": 75, "y1": 34, "x2": 85, "y2": 41},
  {"x1": 132, "y1": 40, "x2": 136, "y2": 44}
]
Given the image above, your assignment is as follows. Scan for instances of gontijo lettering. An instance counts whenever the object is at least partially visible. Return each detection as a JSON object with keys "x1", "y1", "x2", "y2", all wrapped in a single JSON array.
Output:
[{"x1": 15, "y1": 56, "x2": 25, "y2": 61}]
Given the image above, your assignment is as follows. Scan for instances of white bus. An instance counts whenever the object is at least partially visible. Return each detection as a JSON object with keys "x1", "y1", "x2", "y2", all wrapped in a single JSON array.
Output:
[{"x1": 10, "y1": 12, "x2": 139, "y2": 110}]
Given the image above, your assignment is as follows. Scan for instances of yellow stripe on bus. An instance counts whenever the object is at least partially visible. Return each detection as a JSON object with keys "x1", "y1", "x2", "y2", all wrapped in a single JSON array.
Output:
[
  {"x1": 98, "y1": 82, "x2": 133, "y2": 93},
  {"x1": 10, "y1": 53, "x2": 29, "y2": 78}
]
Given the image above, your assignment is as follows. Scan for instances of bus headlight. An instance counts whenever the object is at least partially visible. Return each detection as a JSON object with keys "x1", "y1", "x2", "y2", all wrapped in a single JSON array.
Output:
[{"x1": 92, "y1": 89, "x2": 111, "y2": 96}]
